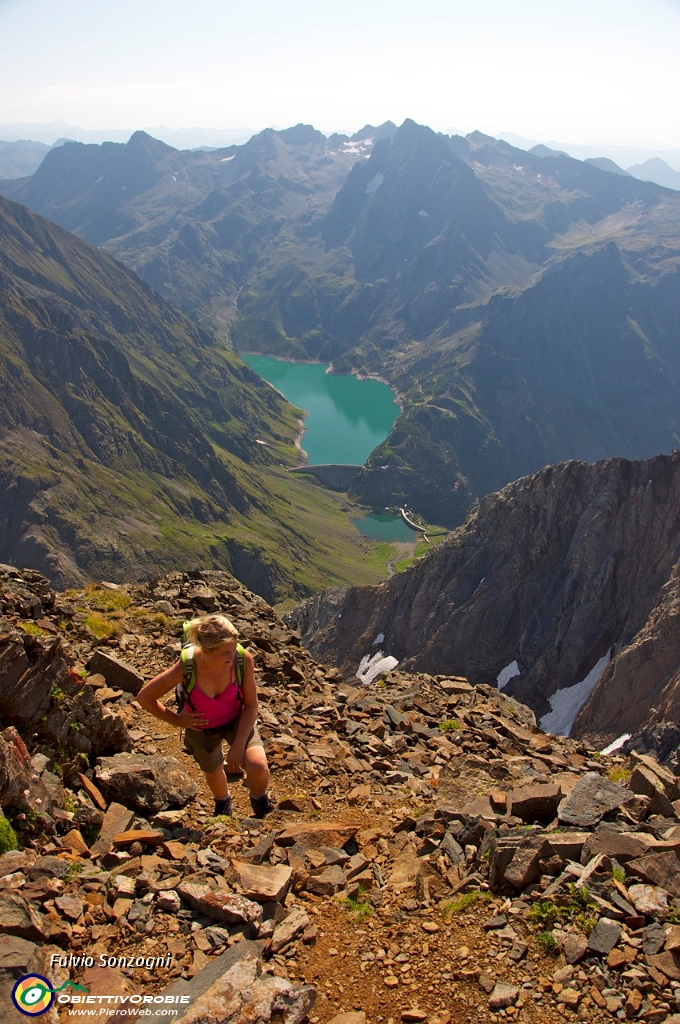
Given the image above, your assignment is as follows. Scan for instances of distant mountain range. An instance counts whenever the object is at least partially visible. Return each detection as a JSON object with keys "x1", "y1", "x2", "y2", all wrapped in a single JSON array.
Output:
[
  {"x1": 3, "y1": 118, "x2": 680, "y2": 534},
  {"x1": 0, "y1": 120, "x2": 257, "y2": 149},
  {"x1": 0, "y1": 139, "x2": 59, "y2": 179}
]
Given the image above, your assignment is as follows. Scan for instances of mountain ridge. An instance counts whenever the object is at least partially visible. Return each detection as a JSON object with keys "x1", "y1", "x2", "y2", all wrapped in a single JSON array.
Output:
[{"x1": 287, "y1": 450, "x2": 680, "y2": 745}]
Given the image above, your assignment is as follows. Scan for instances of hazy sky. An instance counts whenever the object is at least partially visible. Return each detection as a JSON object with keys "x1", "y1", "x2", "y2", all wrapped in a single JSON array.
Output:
[{"x1": 2, "y1": 0, "x2": 679, "y2": 147}]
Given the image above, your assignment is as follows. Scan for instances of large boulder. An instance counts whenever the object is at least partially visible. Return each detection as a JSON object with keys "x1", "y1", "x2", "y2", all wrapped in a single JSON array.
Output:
[
  {"x1": 94, "y1": 752, "x2": 197, "y2": 814},
  {"x1": 172, "y1": 951, "x2": 315, "y2": 1024},
  {"x1": 557, "y1": 772, "x2": 634, "y2": 827},
  {"x1": 0, "y1": 628, "x2": 130, "y2": 759},
  {"x1": 0, "y1": 727, "x2": 55, "y2": 824}
]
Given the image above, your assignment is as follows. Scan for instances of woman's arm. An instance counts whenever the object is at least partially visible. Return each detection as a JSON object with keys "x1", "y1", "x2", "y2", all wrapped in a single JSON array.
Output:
[
  {"x1": 137, "y1": 661, "x2": 209, "y2": 730},
  {"x1": 226, "y1": 651, "x2": 259, "y2": 771}
]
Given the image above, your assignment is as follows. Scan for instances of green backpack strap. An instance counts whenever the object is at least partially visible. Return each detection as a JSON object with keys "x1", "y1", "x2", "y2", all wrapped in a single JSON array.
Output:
[
  {"x1": 181, "y1": 642, "x2": 247, "y2": 694},
  {"x1": 235, "y1": 643, "x2": 247, "y2": 693}
]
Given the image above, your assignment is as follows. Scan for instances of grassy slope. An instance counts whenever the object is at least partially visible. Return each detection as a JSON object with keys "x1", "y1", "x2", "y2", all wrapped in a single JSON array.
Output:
[{"x1": 0, "y1": 195, "x2": 386, "y2": 600}]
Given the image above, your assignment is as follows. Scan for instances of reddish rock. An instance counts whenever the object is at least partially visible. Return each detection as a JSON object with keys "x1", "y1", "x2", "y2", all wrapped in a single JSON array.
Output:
[
  {"x1": 90, "y1": 802, "x2": 135, "y2": 858},
  {"x1": 626, "y1": 851, "x2": 680, "y2": 898},
  {"x1": 647, "y1": 950, "x2": 680, "y2": 981},
  {"x1": 176, "y1": 881, "x2": 263, "y2": 927},
  {"x1": 275, "y1": 820, "x2": 360, "y2": 849},
  {"x1": 229, "y1": 861, "x2": 292, "y2": 903}
]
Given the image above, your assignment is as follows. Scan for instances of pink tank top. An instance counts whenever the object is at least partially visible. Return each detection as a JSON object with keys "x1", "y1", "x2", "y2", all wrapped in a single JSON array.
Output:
[{"x1": 189, "y1": 671, "x2": 242, "y2": 730}]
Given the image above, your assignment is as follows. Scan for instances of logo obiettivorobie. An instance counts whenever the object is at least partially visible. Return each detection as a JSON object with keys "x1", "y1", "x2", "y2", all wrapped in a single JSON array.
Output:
[{"x1": 12, "y1": 976, "x2": 88, "y2": 1016}]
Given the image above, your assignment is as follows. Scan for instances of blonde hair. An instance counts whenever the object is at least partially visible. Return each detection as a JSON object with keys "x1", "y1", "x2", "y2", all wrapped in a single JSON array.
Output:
[{"x1": 184, "y1": 614, "x2": 238, "y2": 650}]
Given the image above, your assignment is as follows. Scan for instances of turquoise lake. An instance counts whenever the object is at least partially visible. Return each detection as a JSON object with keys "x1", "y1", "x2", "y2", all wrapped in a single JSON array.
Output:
[
  {"x1": 242, "y1": 356, "x2": 400, "y2": 466},
  {"x1": 349, "y1": 512, "x2": 416, "y2": 543}
]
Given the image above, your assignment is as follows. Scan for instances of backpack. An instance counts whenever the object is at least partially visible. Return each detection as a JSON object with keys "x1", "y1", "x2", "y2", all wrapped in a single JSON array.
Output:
[{"x1": 175, "y1": 623, "x2": 247, "y2": 714}]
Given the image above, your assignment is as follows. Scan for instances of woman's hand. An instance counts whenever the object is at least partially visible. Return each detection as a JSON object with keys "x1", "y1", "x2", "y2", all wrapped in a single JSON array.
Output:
[
  {"x1": 226, "y1": 743, "x2": 246, "y2": 773},
  {"x1": 176, "y1": 707, "x2": 210, "y2": 730}
]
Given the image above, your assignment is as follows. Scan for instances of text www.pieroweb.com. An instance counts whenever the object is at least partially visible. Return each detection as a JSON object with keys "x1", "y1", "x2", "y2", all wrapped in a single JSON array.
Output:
[{"x1": 65, "y1": 1009, "x2": 179, "y2": 1017}]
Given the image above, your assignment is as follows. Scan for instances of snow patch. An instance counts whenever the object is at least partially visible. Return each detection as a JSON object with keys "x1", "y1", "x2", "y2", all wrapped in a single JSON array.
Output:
[
  {"x1": 540, "y1": 651, "x2": 611, "y2": 737},
  {"x1": 497, "y1": 660, "x2": 520, "y2": 692},
  {"x1": 365, "y1": 172, "x2": 384, "y2": 194},
  {"x1": 373, "y1": 633, "x2": 385, "y2": 646},
  {"x1": 220, "y1": 155, "x2": 235, "y2": 162},
  {"x1": 418, "y1": 209, "x2": 429, "y2": 218},
  {"x1": 356, "y1": 651, "x2": 399, "y2": 685},
  {"x1": 600, "y1": 733, "x2": 631, "y2": 756},
  {"x1": 95, "y1": 176, "x2": 103, "y2": 184}
]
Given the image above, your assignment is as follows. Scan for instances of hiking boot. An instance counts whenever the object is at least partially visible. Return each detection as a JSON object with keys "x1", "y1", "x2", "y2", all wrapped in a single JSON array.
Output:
[
  {"x1": 250, "y1": 792, "x2": 276, "y2": 818},
  {"x1": 213, "y1": 795, "x2": 233, "y2": 817}
]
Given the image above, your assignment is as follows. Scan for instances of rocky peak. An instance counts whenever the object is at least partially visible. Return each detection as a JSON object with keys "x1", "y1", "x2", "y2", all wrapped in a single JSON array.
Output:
[{"x1": 289, "y1": 451, "x2": 680, "y2": 750}]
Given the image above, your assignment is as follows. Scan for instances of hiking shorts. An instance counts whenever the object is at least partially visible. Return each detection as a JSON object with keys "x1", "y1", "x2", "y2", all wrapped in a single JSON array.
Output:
[{"x1": 183, "y1": 718, "x2": 263, "y2": 773}]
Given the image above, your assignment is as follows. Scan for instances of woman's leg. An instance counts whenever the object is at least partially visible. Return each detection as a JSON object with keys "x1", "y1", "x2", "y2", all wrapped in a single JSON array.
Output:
[
  {"x1": 243, "y1": 744, "x2": 270, "y2": 799},
  {"x1": 203, "y1": 764, "x2": 230, "y2": 800}
]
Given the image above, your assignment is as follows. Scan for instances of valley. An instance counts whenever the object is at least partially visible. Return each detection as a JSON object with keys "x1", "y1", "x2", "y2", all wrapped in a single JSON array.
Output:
[
  {"x1": 0, "y1": 194, "x2": 391, "y2": 602},
  {"x1": 3, "y1": 119, "x2": 680, "y2": 531}
]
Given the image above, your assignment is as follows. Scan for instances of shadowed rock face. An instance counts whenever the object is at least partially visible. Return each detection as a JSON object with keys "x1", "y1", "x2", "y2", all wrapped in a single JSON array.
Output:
[{"x1": 287, "y1": 452, "x2": 680, "y2": 742}]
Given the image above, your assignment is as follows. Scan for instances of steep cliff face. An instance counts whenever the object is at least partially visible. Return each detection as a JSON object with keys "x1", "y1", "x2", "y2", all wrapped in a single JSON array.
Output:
[{"x1": 288, "y1": 452, "x2": 680, "y2": 742}]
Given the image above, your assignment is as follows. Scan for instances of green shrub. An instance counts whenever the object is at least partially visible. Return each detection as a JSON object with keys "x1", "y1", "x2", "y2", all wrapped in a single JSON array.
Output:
[
  {"x1": 439, "y1": 719, "x2": 462, "y2": 732},
  {"x1": 341, "y1": 885, "x2": 373, "y2": 921},
  {"x1": 441, "y1": 891, "x2": 492, "y2": 916},
  {"x1": 537, "y1": 930, "x2": 558, "y2": 955},
  {"x1": 0, "y1": 813, "x2": 18, "y2": 854}
]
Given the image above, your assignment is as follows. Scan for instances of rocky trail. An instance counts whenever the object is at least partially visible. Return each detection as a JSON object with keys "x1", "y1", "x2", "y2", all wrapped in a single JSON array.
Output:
[{"x1": 2, "y1": 565, "x2": 680, "y2": 1024}]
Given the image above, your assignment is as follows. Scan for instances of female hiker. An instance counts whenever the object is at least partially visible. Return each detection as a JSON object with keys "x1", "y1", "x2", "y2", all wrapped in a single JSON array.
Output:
[{"x1": 137, "y1": 614, "x2": 275, "y2": 818}]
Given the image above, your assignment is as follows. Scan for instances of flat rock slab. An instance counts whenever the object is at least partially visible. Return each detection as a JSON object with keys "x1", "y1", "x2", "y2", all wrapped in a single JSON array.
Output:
[
  {"x1": 0, "y1": 933, "x2": 37, "y2": 969},
  {"x1": 581, "y1": 829, "x2": 651, "y2": 863},
  {"x1": 563, "y1": 933, "x2": 588, "y2": 964},
  {"x1": 77, "y1": 772, "x2": 107, "y2": 810},
  {"x1": 89, "y1": 651, "x2": 145, "y2": 694},
  {"x1": 0, "y1": 850, "x2": 35, "y2": 876},
  {"x1": 27, "y1": 856, "x2": 70, "y2": 880},
  {"x1": 229, "y1": 861, "x2": 292, "y2": 903},
  {"x1": 271, "y1": 908, "x2": 311, "y2": 953},
  {"x1": 647, "y1": 950, "x2": 680, "y2": 981},
  {"x1": 387, "y1": 850, "x2": 422, "y2": 890},
  {"x1": 177, "y1": 881, "x2": 263, "y2": 927},
  {"x1": 588, "y1": 917, "x2": 622, "y2": 955},
  {"x1": 558, "y1": 772, "x2": 634, "y2": 827},
  {"x1": 626, "y1": 852, "x2": 680, "y2": 898},
  {"x1": 112, "y1": 829, "x2": 165, "y2": 848},
  {"x1": 504, "y1": 837, "x2": 552, "y2": 890},
  {"x1": 642, "y1": 922, "x2": 667, "y2": 955},
  {"x1": 275, "y1": 821, "x2": 360, "y2": 849},
  {"x1": 90, "y1": 802, "x2": 135, "y2": 858}
]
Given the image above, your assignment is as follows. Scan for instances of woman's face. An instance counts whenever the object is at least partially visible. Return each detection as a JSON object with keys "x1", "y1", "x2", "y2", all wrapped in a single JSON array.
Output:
[{"x1": 204, "y1": 640, "x2": 237, "y2": 670}]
